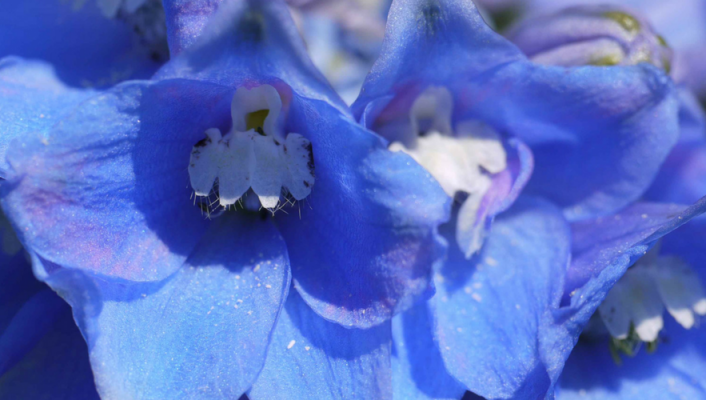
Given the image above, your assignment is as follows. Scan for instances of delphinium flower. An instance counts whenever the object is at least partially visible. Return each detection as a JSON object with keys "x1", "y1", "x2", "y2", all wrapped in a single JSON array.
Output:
[
  {"x1": 503, "y1": 4, "x2": 706, "y2": 399},
  {"x1": 508, "y1": 6, "x2": 706, "y2": 399},
  {"x1": 556, "y1": 212, "x2": 706, "y2": 400},
  {"x1": 0, "y1": 2, "x2": 449, "y2": 400},
  {"x1": 0, "y1": 0, "x2": 168, "y2": 87},
  {"x1": 351, "y1": 0, "x2": 704, "y2": 398},
  {"x1": 506, "y1": 5, "x2": 706, "y2": 211}
]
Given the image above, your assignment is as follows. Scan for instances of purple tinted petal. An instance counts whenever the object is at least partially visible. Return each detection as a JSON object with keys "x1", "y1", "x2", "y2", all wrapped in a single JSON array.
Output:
[
  {"x1": 40, "y1": 213, "x2": 290, "y2": 399},
  {"x1": 0, "y1": 58, "x2": 96, "y2": 178},
  {"x1": 1, "y1": 79, "x2": 233, "y2": 281}
]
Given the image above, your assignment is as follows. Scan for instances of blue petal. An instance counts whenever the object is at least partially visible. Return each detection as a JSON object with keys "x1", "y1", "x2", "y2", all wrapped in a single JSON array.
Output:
[
  {"x1": 164, "y1": 0, "x2": 452, "y2": 327},
  {"x1": 163, "y1": 0, "x2": 224, "y2": 56},
  {"x1": 557, "y1": 317, "x2": 706, "y2": 400},
  {"x1": 391, "y1": 302, "x2": 467, "y2": 400},
  {"x1": 1, "y1": 79, "x2": 234, "y2": 281},
  {"x1": 249, "y1": 289, "x2": 392, "y2": 400},
  {"x1": 352, "y1": 0, "x2": 680, "y2": 221},
  {"x1": 157, "y1": 0, "x2": 348, "y2": 114},
  {"x1": 0, "y1": 0, "x2": 160, "y2": 87},
  {"x1": 276, "y1": 97, "x2": 450, "y2": 328},
  {"x1": 0, "y1": 289, "x2": 65, "y2": 376},
  {"x1": 0, "y1": 299, "x2": 99, "y2": 400},
  {"x1": 538, "y1": 199, "x2": 706, "y2": 398},
  {"x1": 0, "y1": 58, "x2": 96, "y2": 178},
  {"x1": 644, "y1": 88, "x2": 706, "y2": 204},
  {"x1": 661, "y1": 215, "x2": 706, "y2": 281},
  {"x1": 566, "y1": 199, "x2": 706, "y2": 300},
  {"x1": 40, "y1": 212, "x2": 290, "y2": 399},
  {"x1": 434, "y1": 196, "x2": 571, "y2": 399},
  {"x1": 0, "y1": 217, "x2": 98, "y2": 399}
]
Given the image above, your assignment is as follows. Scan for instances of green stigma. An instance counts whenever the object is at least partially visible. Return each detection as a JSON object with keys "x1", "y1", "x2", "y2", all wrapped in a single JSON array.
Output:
[
  {"x1": 608, "y1": 324, "x2": 658, "y2": 365},
  {"x1": 604, "y1": 11, "x2": 641, "y2": 33}
]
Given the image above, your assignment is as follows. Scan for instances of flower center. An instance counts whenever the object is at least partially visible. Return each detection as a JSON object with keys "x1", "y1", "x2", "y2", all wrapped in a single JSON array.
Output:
[
  {"x1": 389, "y1": 86, "x2": 507, "y2": 258},
  {"x1": 598, "y1": 246, "x2": 706, "y2": 361},
  {"x1": 188, "y1": 84, "x2": 315, "y2": 212}
]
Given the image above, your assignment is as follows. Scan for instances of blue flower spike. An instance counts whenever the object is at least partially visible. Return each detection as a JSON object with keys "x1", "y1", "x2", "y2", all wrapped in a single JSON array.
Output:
[{"x1": 0, "y1": 1, "x2": 449, "y2": 399}]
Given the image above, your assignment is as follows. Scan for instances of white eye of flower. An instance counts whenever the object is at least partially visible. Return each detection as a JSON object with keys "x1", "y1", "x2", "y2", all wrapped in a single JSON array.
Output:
[
  {"x1": 188, "y1": 84, "x2": 315, "y2": 211},
  {"x1": 599, "y1": 251, "x2": 706, "y2": 343},
  {"x1": 389, "y1": 86, "x2": 507, "y2": 258}
]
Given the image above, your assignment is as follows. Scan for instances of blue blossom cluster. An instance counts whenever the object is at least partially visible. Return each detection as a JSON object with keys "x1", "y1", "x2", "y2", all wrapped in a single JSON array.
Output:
[{"x1": 1, "y1": 0, "x2": 705, "y2": 399}]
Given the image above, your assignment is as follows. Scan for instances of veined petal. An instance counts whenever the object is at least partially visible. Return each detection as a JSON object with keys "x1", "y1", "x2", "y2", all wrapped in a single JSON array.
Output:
[
  {"x1": 391, "y1": 302, "x2": 467, "y2": 400},
  {"x1": 0, "y1": 58, "x2": 96, "y2": 179},
  {"x1": 1, "y1": 79, "x2": 233, "y2": 281},
  {"x1": 274, "y1": 97, "x2": 449, "y2": 328},
  {"x1": 434, "y1": 196, "x2": 570, "y2": 399},
  {"x1": 249, "y1": 290, "x2": 392, "y2": 400},
  {"x1": 40, "y1": 213, "x2": 290, "y2": 400}
]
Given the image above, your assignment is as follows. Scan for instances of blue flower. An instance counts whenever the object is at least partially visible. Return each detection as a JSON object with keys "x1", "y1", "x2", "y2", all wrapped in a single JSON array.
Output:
[
  {"x1": 351, "y1": 0, "x2": 690, "y2": 398},
  {"x1": 555, "y1": 204, "x2": 706, "y2": 400},
  {"x1": 0, "y1": 0, "x2": 167, "y2": 88},
  {"x1": 0, "y1": 1, "x2": 449, "y2": 398}
]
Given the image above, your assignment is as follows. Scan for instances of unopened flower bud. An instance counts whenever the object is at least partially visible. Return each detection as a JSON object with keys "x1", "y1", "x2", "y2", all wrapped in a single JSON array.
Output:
[{"x1": 506, "y1": 5, "x2": 672, "y2": 72}]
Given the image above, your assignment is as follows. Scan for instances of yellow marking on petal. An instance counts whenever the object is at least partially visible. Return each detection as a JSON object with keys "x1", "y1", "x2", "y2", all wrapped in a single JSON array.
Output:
[{"x1": 603, "y1": 11, "x2": 641, "y2": 33}]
